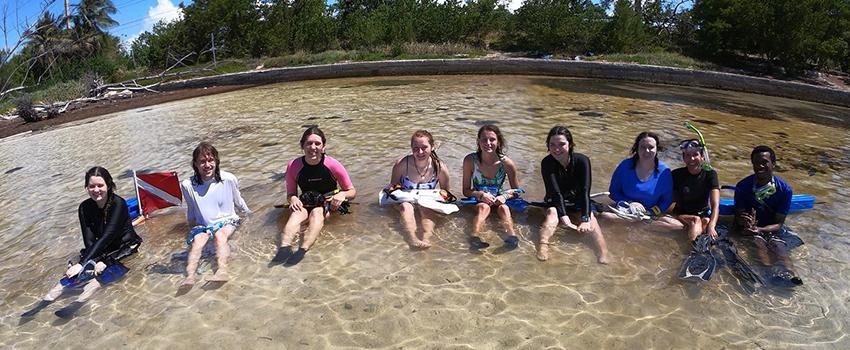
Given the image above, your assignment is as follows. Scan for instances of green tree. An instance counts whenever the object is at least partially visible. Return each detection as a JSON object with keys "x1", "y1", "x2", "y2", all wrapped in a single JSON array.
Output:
[
  {"x1": 510, "y1": 0, "x2": 607, "y2": 53},
  {"x1": 603, "y1": 0, "x2": 648, "y2": 52}
]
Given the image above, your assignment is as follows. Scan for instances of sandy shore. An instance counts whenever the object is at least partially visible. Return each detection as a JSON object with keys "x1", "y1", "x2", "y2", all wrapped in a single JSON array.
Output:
[{"x1": 0, "y1": 85, "x2": 253, "y2": 139}]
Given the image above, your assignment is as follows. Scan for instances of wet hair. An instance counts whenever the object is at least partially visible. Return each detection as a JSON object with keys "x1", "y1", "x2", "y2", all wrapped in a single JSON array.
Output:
[
  {"x1": 476, "y1": 124, "x2": 506, "y2": 158},
  {"x1": 411, "y1": 129, "x2": 442, "y2": 174},
  {"x1": 191, "y1": 142, "x2": 222, "y2": 185},
  {"x1": 630, "y1": 131, "x2": 660, "y2": 171},
  {"x1": 751, "y1": 145, "x2": 776, "y2": 163},
  {"x1": 300, "y1": 126, "x2": 326, "y2": 147},
  {"x1": 84, "y1": 166, "x2": 115, "y2": 215},
  {"x1": 546, "y1": 126, "x2": 574, "y2": 159}
]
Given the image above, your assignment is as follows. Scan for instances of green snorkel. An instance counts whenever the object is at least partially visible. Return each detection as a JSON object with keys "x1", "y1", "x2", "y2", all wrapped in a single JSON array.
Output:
[{"x1": 684, "y1": 121, "x2": 713, "y2": 171}]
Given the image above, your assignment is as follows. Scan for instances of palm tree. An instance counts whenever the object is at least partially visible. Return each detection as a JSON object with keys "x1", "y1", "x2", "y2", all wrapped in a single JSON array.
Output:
[{"x1": 70, "y1": 0, "x2": 118, "y2": 54}]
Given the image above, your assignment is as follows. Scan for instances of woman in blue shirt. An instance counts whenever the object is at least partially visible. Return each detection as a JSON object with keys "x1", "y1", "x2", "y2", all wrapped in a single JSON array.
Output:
[{"x1": 605, "y1": 131, "x2": 680, "y2": 228}]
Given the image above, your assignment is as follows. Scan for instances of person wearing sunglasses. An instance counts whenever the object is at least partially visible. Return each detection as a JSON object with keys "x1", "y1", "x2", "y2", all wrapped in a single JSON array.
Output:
[
  {"x1": 734, "y1": 145, "x2": 802, "y2": 286},
  {"x1": 671, "y1": 140, "x2": 720, "y2": 241}
]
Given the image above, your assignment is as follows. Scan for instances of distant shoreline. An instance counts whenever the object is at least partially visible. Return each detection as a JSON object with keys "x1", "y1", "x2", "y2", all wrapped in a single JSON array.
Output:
[{"x1": 3, "y1": 58, "x2": 848, "y2": 140}]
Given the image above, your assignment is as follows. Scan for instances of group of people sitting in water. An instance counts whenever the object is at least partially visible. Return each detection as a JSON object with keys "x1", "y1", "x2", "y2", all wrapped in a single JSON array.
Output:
[{"x1": 22, "y1": 124, "x2": 802, "y2": 319}]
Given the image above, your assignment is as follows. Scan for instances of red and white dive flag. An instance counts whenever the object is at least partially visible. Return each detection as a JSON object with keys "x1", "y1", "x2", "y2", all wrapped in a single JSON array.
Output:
[{"x1": 133, "y1": 171, "x2": 182, "y2": 217}]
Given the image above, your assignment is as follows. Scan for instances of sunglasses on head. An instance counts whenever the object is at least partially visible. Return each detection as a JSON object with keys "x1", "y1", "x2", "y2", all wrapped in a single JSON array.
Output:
[{"x1": 679, "y1": 139, "x2": 703, "y2": 150}]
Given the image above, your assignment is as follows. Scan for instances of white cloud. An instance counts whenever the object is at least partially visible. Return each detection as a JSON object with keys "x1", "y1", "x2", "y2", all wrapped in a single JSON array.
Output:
[
  {"x1": 124, "y1": 0, "x2": 184, "y2": 49},
  {"x1": 503, "y1": 0, "x2": 524, "y2": 12}
]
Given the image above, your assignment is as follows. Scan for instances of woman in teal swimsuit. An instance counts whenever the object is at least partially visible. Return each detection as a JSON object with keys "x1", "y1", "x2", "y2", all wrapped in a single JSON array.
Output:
[
  {"x1": 388, "y1": 130, "x2": 452, "y2": 249},
  {"x1": 462, "y1": 124, "x2": 521, "y2": 251}
]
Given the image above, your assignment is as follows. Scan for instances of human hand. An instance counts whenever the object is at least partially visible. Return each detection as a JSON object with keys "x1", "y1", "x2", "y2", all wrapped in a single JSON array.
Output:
[
  {"x1": 577, "y1": 221, "x2": 593, "y2": 234},
  {"x1": 480, "y1": 192, "x2": 496, "y2": 205},
  {"x1": 66, "y1": 263, "x2": 83, "y2": 278},
  {"x1": 560, "y1": 216, "x2": 577, "y2": 230},
  {"x1": 329, "y1": 193, "x2": 345, "y2": 210},
  {"x1": 289, "y1": 196, "x2": 304, "y2": 212},
  {"x1": 707, "y1": 226, "x2": 718, "y2": 239},
  {"x1": 494, "y1": 194, "x2": 507, "y2": 205},
  {"x1": 95, "y1": 261, "x2": 107, "y2": 274}
]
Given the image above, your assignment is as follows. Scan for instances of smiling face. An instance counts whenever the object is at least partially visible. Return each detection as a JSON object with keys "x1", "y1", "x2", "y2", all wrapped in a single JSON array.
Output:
[
  {"x1": 637, "y1": 137, "x2": 658, "y2": 163},
  {"x1": 478, "y1": 130, "x2": 499, "y2": 154},
  {"x1": 194, "y1": 152, "x2": 217, "y2": 181},
  {"x1": 411, "y1": 136, "x2": 432, "y2": 162},
  {"x1": 547, "y1": 134, "x2": 571, "y2": 162},
  {"x1": 302, "y1": 134, "x2": 325, "y2": 160},
  {"x1": 682, "y1": 147, "x2": 704, "y2": 171},
  {"x1": 751, "y1": 151, "x2": 774, "y2": 181},
  {"x1": 86, "y1": 176, "x2": 108, "y2": 204}
]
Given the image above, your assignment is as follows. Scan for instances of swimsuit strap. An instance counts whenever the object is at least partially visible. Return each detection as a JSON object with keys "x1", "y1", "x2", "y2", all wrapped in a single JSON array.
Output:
[{"x1": 400, "y1": 155, "x2": 438, "y2": 190}]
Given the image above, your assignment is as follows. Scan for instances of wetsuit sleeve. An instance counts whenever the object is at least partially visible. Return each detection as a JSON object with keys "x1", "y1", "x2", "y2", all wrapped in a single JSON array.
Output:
[
  {"x1": 608, "y1": 160, "x2": 627, "y2": 203},
  {"x1": 230, "y1": 176, "x2": 251, "y2": 214},
  {"x1": 576, "y1": 155, "x2": 592, "y2": 218},
  {"x1": 325, "y1": 156, "x2": 354, "y2": 190},
  {"x1": 79, "y1": 197, "x2": 129, "y2": 263},
  {"x1": 657, "y1": 168, "x2": 673, "y2": 213},
  {"x1": 285, "y1": 158, "x2": 301, "y2": 196},
  {"x1": 78, "y1": 202, "x2": 96, "y2": 260},
  {"x1": 541, "y1": 157, "x2": 567, "y2": 217}
]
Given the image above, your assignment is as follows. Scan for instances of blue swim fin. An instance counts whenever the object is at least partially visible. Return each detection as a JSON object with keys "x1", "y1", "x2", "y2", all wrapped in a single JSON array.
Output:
[{"x1": 95, "y1": 263, "x2": 129, "y2": 285}]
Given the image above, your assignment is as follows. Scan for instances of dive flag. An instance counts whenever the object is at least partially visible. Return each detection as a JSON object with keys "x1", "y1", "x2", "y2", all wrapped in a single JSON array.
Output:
[{"x1": 134, "y1": 171, "x2": 182, "y2": 217}]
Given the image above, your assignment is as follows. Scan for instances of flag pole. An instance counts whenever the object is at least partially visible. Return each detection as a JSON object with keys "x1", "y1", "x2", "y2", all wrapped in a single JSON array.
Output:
[{"x1": 133, "y1": 169, "x2": 144, "y2": 218}]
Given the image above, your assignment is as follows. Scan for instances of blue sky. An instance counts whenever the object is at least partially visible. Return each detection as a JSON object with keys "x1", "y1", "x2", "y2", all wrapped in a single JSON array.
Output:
[{"x1": 3, "y1": 0, "x2": 540, "y2": 52}]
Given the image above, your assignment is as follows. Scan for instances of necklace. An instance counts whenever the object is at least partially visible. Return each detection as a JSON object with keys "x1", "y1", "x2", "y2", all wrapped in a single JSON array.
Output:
[{"x1": 414, "y1": 159, "x2": 432, "y2": 179}]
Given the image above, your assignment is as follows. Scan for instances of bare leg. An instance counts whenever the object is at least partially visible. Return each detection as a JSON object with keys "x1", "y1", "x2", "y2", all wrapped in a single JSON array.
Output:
[
  {"x1": 496, "y1": 204, "x2": 517, "y2": 237},
  {"x1": 76, "y1": 279, "x2": 102, "y2": 302},
  {"x1": 677, "y1": 215, "x2": 703, "y2": 241},
  {"x1": 181, "y1": 233, "x2": 211, "y2": 287},
  {"x1": 43, "y1": 282, "x2": 65, "y2": 301},
  {"x1": 398, "y1": 202, "x2": 428, "y2": 249},
  {"x1": 208, "y1": 225, "x2": 235, "y2": 282},
  {"x1": 770, "y1": 240, "x2": 794, "y2": 270},
  {"x1": 753, "y1": 237, "x2": 773, "y2": 266},
  {"x1": 537, "y1": 208, "x2": 559, "y2": 261},
  {"x1": 471, "y1": 203, "x2": 491, "y2": 238},
  {"x1": 418, "y1": 207, "x2": 438, "y2": 248},
  {"x1": 587, "y1": 215, "x2": 610, "y2": 264},
  {"x1": 652, "y1": 215, "x2": 685, "y2": 230},
  {"x1": 300, "y1": 206, "x2": 326, "y2": 250},
  {"x1": 281, "y1": 209, "x2": 309, "y2": 247}
]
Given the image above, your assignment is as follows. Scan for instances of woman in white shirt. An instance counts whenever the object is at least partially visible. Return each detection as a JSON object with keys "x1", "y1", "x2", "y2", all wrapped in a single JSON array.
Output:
[{"x1": 180, "y1": 142, "x2": 250, "y2": 288}]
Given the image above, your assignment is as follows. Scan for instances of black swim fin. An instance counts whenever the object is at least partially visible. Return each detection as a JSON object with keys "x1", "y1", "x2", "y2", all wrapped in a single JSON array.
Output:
[
  {"x1": 678, "y1": 234, "x2": 717, "y2": 282},
  {"x1": 716, "y1": 237, "x2": 765, "y2": 287}
]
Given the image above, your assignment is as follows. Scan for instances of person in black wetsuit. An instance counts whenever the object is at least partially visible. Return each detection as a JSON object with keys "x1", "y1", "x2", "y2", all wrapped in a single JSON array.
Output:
[
  {"x1": 21, "y1": 167, "x2": 142, "y2": 319},
  {"x1": 538, "y1": 126, "x2": 609, "y2": 264},
  {"x1": 671, "y1": 140, "x2": 720, "y2": 241}
]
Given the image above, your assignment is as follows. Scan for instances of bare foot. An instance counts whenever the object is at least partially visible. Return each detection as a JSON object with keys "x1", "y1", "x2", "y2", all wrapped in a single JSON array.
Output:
[
  {"x1": 597, "y1": 251, "x2": 610, "y2": 264},
  {"x1": 179, "y1": 276, "x2": 196, "y2": 287},
  {"x1": 409, "y1": 239, "x2": 431, "y2": 250},
  {"x1": 206, "y1": 271, "x2": 229, "y2": 282},
  {"x1": 536, "y1": 242, "x2": 550, "y2": 261}
]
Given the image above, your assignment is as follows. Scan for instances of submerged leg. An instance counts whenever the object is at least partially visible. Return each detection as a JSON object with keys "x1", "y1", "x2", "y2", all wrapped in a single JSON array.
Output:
[
  {"x1": 469, "y1": 203, "x2": 491, "y2": 250},
  {"x1": 208, "y1": 225, "x2": 235, "y2": 282},
  {"x1": 272, "y1": 210, "x2": 308, "y2": 266},
  {"x1": 418, "y1": 207, "x2": 439, "y2": 248},
  {"x1": 398, "y1": 202, "x2": 428, "y2": 249},
  {"x1": 182, "y1": 234, "x2": 210, "y2": 287},
  {"x1": 587, "y1": 215, "x2": 610, "y2": 264},
  {"x1": 537, "y1": 208, "x2": 559, "y2": 261},
  {"x1": 496, "y1": 205, "x2": 518, "y2": 250}
]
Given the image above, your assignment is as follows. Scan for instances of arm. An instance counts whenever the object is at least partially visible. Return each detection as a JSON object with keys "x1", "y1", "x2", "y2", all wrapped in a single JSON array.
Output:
[
  {"x1": 541, "y1": 157, "x2": 567, "y2": 217},
  {"x1": 608, "y1": 161, "x2": 626, "y2": 203},
  {"x1": 462, "y1": 155, "x2": 476, "y2": 198},
  {"x1": 500, "y1": 157, "x2": 520, "y2": 204},
  {"x1": 180, "y1": 181, "x2": 197, "y2": 226},
  {"x1": 756, "y1": 185, "x2": 792, "y2": 234},
  {"x1": 78, "y1": 202, "x2": 96, "y2": 253},
  {"x1": 578, "y1": 156, "x2": 592, "y2": 221},
  {"x1": 285, "y1": 158, "x2": 304, "y2": 212},
  {"x1": 389, "y1": 156, "x2": 405, "y2": 188},
  {"x1": 230, "y1": 176, "x2": 251, "y2": 214},
  {"x1": 80, "y1": 198, "x2": 129, "y2": 263},
  {"x1": 437, "y1": 160, "x2": 451, "y2": 193},
  {"x1": 656, "y1": 168, "x2": 674, "y2": 214},
  {"x1": 707, "y1": 188, "x2": 720, "y2": 238},
  {"x1": 327, "y1": 156, "x2": 356, "y2": 208}
]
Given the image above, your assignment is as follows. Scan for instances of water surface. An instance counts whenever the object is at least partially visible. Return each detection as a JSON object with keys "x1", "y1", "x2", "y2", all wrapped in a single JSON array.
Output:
[{"x1": 1, "y1": 75, "x2": 849, "y2": 349}]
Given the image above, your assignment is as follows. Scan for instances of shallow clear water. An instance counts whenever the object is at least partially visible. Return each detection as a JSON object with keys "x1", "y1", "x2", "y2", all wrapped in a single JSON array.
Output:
[{"x1": 1, "y1": 75, "x2": 849, "y2": 348}]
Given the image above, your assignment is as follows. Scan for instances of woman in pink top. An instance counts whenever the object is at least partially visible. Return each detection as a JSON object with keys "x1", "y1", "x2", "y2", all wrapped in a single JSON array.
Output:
[{"x1": 271, "y1": 127, "x2": 356, "y2": 266}]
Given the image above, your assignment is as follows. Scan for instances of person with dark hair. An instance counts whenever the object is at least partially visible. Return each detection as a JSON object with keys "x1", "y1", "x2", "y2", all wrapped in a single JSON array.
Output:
[
  {"x1": 387, "y1": 130, "x2": 453, "y2": 249},
  {"x1": 605, "y1": 131, "x2": 678, "y2": 227},
  {"x1": 538, "y1": 126, "x2": 609, "y2": 263},
  {"x1": 734, "y1": 145, "x2": 802, "y2": 286},
  {"x1": 21, "y1": 167, "x2": 142, "y2": 319},
  {"x1": 180, "y1": 142, "x2": 251, "y2": 288},
  {"x1": 271, "y1": 126, "x2": 356, "y2": 266},
  {"x1": 672, "y1": 140, "x2": 720, "y2": 241},
  {"x1": 462, "y1": 124, "x2": 521, "y2": 251}
]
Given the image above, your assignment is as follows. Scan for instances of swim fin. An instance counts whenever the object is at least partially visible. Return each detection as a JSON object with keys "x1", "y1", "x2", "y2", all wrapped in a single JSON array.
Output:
[
  {"x1": 678, "y1": 234, "x2": 717, "y2": 282},
  {"x1": 95, "y1": 263, "x2": 129, "y2": 285},
  {"x1": 715, "y1": 237, "x2": 765, "y2": 287}
]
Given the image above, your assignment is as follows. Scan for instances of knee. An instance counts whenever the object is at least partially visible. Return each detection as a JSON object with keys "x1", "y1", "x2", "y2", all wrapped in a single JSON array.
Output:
[
  {"x1": 476, "y1": 204, "x2": 490, "y2": 216},
  {"x1": 497, "y1": 205, "x2": 511, "y2": 217},
  {"x1": 399, "y1": 202, "x2": 415, "y2": 214},
  {"x1": 214, "y1": 232, "x2": 228, "y2": 245}
]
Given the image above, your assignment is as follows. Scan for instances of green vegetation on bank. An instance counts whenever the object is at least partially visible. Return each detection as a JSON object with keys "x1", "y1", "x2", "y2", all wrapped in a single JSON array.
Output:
[{"x1": 3, "y1": 0, "x2": 850, "y2": 119}]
